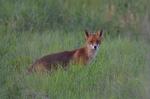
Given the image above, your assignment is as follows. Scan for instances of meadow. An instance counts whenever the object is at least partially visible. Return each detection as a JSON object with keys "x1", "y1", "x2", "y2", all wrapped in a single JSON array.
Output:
[
  {"x1": 0, "y1": 31, "x2": 150, "y2": 99},
  {"x1": 0, "y1": 0, "x2": 150, "y2": 99}
]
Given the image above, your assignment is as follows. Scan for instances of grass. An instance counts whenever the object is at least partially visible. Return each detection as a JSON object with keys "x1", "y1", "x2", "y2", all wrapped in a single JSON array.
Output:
[
  {"x1": 0, "y1": 0, "x2": 150, "y2": 98},
  {"x1": 0, "y1": 0, "x2": 149, "y2": 35},
  {"x1": 0, "y1": 31, "x2": 150, "y2": 99}
]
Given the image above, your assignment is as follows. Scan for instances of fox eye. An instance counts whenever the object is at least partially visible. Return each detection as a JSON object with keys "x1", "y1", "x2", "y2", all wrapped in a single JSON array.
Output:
[{"x1": 89, "y1": 41, "x2": 93, "y2": 43}]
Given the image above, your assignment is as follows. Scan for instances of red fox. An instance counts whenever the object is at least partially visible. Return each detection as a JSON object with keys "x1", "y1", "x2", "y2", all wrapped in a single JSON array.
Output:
[{"x1": 28, "y1": 30, "x2": 103, "y2": 73}]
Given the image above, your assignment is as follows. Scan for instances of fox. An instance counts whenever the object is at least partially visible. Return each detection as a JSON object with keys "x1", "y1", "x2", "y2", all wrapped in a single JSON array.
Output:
[{"x1": 28, "y1": 30, "x2": 103, "y2": 73}]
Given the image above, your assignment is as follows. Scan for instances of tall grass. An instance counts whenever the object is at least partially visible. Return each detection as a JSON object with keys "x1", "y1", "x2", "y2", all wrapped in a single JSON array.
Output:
[
  {"x1": 0, "y1": 0, "x2": 149, "y2": 37},
  {"x1": 0, "y1": 31, "x2": 149, "y2": 99},
  {"x1": 0, "y1": 0, "x2": 150, "y2": 99}
]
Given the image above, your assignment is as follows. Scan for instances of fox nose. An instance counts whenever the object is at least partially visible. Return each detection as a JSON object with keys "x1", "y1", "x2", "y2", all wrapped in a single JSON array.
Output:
[{"x1": 94, "y1": 46, "x2": 97, "y2": 50}]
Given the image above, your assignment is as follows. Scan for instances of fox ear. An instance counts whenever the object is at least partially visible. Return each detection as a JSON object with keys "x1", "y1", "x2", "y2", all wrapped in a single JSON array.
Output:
[
  {"x1": 85, "y1": 30, "x2": 89, "y2": 38},
  {"x1": 100, "y1": 30, "x2": 103, "y2": 37},
  {"x1": 97, "y1": 30, "x2": 103, "y2": 37}
]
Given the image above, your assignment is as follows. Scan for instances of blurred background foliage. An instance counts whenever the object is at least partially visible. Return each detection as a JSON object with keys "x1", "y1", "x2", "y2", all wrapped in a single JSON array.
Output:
[{"x1": 0, "y1": 0, "x2": 149, "y2": 40}]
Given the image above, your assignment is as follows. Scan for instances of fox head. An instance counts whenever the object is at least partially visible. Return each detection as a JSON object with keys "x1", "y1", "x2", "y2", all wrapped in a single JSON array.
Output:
[{"x1": 85, "y1": 30, "x2": 103, "y2": 51}]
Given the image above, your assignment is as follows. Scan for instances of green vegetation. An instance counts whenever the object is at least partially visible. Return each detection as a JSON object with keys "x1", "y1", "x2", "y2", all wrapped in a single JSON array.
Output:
[
  {"x1": 0, "y1": 0, "x2": 149, "y2": 35},
  {"x1": 0, "y1": 32, "x2": 150, "y2": 99},
  {"x1": 0, "y1": 0, "x2": 150, "y2": 99}
]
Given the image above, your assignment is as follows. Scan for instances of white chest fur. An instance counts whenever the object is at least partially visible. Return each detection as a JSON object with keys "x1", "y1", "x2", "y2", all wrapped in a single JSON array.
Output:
[{"x1": 87, "y1": 48, "x2": 99, "y2": 64}]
